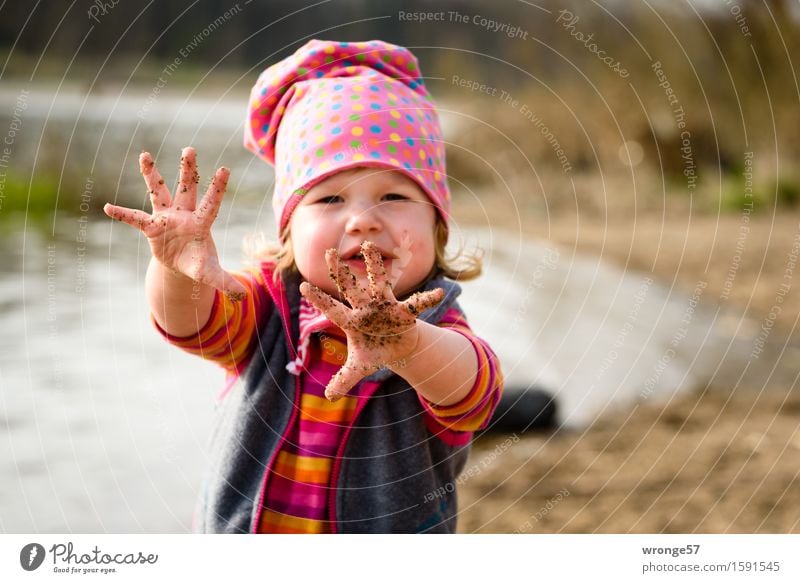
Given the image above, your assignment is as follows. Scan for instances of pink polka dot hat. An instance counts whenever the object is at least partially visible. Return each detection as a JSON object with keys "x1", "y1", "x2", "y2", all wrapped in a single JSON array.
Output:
[{"x1": 244, "y1": 39, "x2": 450, "y2": 234}]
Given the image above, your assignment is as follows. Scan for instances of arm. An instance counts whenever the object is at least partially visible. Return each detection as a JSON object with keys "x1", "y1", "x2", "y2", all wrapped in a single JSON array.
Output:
[
  {"x1": 411, "y1": 311, "x2": 503, "y2": 432},
  {"x1": 149, "y1": 266, "x2": 271, "y2": 375},
  {"x1": 388, "y1": 321, "x2": 477, "y2": 406},
  {"x1": 146, "y1": 257, "x2": 217, "y2": 337},
  {"x1": 104, "y1": 146, "x2": 251, "y2": 346},
  {"x1": 299, "y1": 241, "x2": 503, "y2": 417}
]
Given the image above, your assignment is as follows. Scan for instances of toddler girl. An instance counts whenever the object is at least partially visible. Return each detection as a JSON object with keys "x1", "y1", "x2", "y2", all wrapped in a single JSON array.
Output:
[{"x1": 104, "y1": 39, "x2": 503, "y2": 533}]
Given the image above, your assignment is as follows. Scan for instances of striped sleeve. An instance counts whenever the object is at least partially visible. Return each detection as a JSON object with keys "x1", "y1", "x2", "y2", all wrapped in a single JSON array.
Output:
[
  {"x1": 151, "y1": 265, "x2": 273, "y2": 376},
  {"x1": 419, "y1": 307, "x2": 504, "y2": 433}
]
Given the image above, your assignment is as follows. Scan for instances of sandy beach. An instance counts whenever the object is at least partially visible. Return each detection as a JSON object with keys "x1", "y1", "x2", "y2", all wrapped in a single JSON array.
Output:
[{"x1": 459, "y1": 212, "x2": 800, "y2": 533}]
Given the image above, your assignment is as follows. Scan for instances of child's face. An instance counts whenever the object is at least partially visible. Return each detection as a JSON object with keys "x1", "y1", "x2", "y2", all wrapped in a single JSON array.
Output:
[{"x1": 290, "y1": 167, "x2": 437, "y2": 300}]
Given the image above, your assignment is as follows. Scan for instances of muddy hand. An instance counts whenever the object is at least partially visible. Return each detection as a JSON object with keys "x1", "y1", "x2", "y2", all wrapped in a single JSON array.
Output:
[
  {"x1": 103, "y1": 147, "x2": 247, "y2": 301},
  {"x1": 300, "y1": 241, "x2": 444, "y2": 401}
]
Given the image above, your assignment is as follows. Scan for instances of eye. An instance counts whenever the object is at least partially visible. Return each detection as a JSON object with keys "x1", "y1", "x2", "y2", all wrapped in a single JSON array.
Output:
[
  {"x1": 382, "y1": 193, "x2": 409, "y2": 202},
  {"x1": 314, "y1": 195, "x2": 343, "y2": 204}
]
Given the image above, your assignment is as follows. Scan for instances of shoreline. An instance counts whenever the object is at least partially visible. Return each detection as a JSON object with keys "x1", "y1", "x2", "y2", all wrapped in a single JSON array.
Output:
[{"x1": 455, "y1": 209, "x2": 800, "y2": 533}]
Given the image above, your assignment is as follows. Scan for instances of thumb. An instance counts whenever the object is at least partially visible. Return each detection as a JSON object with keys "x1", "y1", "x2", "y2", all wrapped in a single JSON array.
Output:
[
  {"x1": 222, "y1": 273, "x2": 248, "y2": 302},
  {"x1": 325, "y1": 360, "x2": 364, "y2": 402},
  {"x1": 203, "y1": 267, "x2": 248, "y2": 302},
  {"x1": 403, "y1": 287, "x2": 445, "y2": 316}
]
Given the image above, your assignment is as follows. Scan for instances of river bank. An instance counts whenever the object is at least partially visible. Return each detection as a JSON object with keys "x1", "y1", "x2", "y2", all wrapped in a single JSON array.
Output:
[{"x1": 458, "y1": 211, "x2": 800, "y2": 533}]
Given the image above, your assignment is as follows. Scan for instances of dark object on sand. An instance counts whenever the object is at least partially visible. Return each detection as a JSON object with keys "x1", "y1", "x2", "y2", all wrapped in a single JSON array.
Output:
[{"x1": 485, "y1": 387, "x2": 558, "y2": 432}]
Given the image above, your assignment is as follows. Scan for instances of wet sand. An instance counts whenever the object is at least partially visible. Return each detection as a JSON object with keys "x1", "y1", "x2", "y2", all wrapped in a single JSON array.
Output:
[
  {"x1": 461, "y1": 387, "x2": 800, "y2": 533},
  {"x1": 458, "y1": 212, "x2": 800, "y2": 533}
]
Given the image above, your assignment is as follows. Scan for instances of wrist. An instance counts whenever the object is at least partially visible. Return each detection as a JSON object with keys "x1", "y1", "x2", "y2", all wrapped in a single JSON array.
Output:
[
  {"x1": 386, "y1": 320, "x2": 426, "y2": 374},
  {"x1": 389, "y1": 322, "x2": 479, "y2": 407},
  {"x1": 149, "y1": 257, "x2": 194, "y2": 285}
]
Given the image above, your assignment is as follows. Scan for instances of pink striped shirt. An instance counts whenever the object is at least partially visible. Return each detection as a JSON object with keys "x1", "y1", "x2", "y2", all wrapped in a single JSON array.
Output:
[{"x1": 153, "y1": 264, "x2": 503, "y2": 533}]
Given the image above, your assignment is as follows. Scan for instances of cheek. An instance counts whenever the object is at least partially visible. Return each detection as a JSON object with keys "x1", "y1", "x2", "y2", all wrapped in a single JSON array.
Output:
[
  {"x1": 288, "y1": 219, "x2": 316, "y2": 277},
  {"x1": 290, "y1": 220, "x2": 336, "y2": 288},
  {"x1": 293, "y1": 238, "x2": 319, "y2": 275},
  {"x1": 408, "y1": 217, "x2": 437, "y2": 267},
  {"x1": 414, "y1": 238, "x2": 436, "y2": 274},
  {"x1": 397, "y1": 228, "x2": 436, "y2": 283}
]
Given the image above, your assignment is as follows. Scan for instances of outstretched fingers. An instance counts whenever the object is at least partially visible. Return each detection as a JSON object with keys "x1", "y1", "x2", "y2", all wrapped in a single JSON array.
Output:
[
  {"x1": 325, "y1": 249, "x2": 370, "y2": 306},
  {"x1": 361, "y1": 241, "x2": 391, "y2": 300},
  {"x1": 104, "y1": 203, "x2": 153, "y2": 233},
  {"x1": 139, "y1": 152, "x2": 171, "y2": 211},
  {"x1": 173, "y1": 146, "x2": 199, "y2": 211},
  {"x1": 299, "y1": 282, "x2": 350, "y2": 328},
  {"x1": 195, "y1": 167, "x2": 230, "y2": 229},
  {"x1": 402, "y1": 287, "x2": 445, "y2": 317}
]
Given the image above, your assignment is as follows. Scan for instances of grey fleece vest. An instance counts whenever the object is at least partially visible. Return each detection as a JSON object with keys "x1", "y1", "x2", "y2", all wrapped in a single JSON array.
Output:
[{"x1": 193, "y1": 270, "x2": 471, "y2": 533}]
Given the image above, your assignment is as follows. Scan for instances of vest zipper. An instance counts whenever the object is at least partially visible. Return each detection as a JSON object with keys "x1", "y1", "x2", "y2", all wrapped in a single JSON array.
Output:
[
  {"x1": 250, "y1": 269, "x2": 302, "y2": 534},
  {"x1": 327, "y1": 382, "x2": 381, "y2": 533}
]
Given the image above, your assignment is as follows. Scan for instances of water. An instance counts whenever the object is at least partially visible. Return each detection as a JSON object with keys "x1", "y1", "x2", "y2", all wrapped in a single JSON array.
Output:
[
  {"x1": 1, "y1": 222, "x2": 220, "y2": 532},
  {"x1": 0, "y1": 85, "x2": 763, "y2": 532},
  {"x1": 1, "y1": 214, "x2": 748, "y2": 532},
  {"x1": 456, "y1": 228, "x2": 729, "y2": 427}
]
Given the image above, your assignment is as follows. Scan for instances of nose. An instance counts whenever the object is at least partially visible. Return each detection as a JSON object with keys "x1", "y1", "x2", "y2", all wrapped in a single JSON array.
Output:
[{"x1": 344, "y1": 202, "x2": 383, "y2": 236}]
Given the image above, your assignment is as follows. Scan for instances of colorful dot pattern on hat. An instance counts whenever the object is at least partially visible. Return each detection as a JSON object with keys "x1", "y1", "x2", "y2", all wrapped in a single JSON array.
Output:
[{"x1": 243, "y1": 39, "x2": 450, "y2": 233}]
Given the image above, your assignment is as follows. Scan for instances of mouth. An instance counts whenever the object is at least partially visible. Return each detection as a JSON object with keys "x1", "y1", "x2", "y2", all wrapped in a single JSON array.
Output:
[
  {"x1": 340, "y1": 245, "x2": 396, "y2": 263},
  {"x1": 342, "y1": 255, "x2": 393, "y2": 273},
  {"x1": 340, "y1": 252, "x2": 394, "y2": 280}
]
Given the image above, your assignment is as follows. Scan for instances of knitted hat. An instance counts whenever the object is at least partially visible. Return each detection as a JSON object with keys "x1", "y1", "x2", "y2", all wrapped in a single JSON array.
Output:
[{"x1": 244, "y1": 39, "x2": 450, "y2": 234}]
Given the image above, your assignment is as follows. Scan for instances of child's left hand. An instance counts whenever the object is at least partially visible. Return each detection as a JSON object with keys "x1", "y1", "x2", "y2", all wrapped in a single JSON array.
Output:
[{"x1": 300, "y1": 241, "x2": 444, "y2": 401}]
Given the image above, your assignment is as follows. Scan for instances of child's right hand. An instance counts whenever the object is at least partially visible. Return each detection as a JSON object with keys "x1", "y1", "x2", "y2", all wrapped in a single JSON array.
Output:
[{"x1": 103, "y1": 147, "x2": 247, "y2": 300}]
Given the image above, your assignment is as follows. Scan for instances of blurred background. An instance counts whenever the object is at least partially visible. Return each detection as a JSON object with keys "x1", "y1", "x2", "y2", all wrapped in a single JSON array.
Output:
[{"x1": 1, "y1": 0, "x2": 798, "y2": 533}]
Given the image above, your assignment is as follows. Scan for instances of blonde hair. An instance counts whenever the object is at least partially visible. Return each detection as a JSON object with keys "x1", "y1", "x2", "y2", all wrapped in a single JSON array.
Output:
[{"x1": 244, "y1": 218, "x2": 482, "y2": 288}]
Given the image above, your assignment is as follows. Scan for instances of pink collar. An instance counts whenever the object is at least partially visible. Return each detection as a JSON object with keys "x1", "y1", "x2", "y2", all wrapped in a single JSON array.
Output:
[{"x1": 286, "y1": 296, "x2": 341, "y2": 375}]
